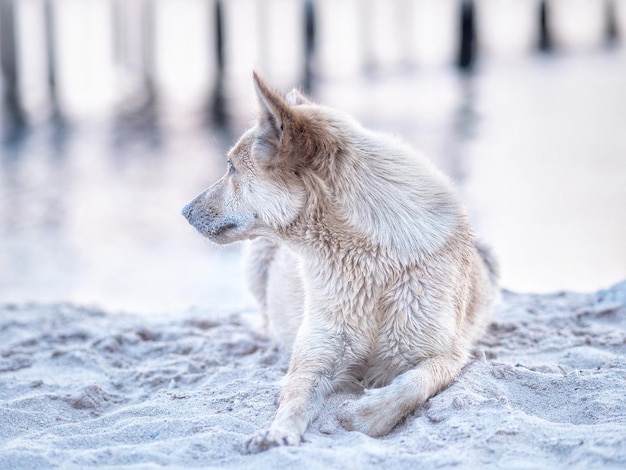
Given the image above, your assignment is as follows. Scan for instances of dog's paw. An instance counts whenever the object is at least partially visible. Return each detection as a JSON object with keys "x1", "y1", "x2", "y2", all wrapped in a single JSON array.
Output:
[
  {"x1": 243, "y1": 428, "x2": 301, "y2": 454},
  {"x1": 338, "y1": 391, "x2": 401, "y2": 437}
]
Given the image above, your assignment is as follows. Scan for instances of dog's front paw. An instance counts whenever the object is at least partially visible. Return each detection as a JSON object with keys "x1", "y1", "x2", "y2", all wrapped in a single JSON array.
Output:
[
  {"x1": 338, "y1": 391, "x2": 401, "y2": 437},
  {"x1": 243, "y1": 428, "x2": 301, "y2": 454}
]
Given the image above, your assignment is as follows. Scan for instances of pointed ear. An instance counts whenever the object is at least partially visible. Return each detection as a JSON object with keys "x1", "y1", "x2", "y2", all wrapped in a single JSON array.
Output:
[
  {"x1": 252, "y1": 71, "x2": 291, "y2": 136},
  {"x1": 286, "y1": 88, "x2": 311, "y2": 106}
]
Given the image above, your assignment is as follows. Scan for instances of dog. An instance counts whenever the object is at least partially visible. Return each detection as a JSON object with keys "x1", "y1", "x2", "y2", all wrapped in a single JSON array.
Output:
[{"x1": 182, "y1": 72, "x2": 499, "y2": 453}]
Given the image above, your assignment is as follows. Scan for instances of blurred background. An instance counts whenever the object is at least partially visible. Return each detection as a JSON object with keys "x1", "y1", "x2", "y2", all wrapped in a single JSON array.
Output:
[{"x1": 1, "y1": 0, "x2": 625, "y2": 314}]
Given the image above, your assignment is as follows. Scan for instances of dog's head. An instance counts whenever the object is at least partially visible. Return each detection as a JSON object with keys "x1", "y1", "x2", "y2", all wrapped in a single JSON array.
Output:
[{"x1": 182, "y1": 72, "x2": 338, "y2": 244}]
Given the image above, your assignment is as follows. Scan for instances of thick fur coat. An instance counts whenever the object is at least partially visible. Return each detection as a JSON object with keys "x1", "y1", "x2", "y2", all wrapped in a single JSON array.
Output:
[{"x1": 182, "y1": 72, "x2": 499, "y2": 453}]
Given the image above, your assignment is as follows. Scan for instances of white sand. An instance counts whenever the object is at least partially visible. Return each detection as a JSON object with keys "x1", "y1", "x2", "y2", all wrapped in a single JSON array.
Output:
[{"x1": 1, "y1": 281, "x2": 625, "y2": 469}]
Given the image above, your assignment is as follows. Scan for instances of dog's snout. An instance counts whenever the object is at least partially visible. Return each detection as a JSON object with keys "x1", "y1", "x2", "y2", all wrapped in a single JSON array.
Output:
[{"x1": 181, "y1": 202, "x2": 194, "y2": 221}]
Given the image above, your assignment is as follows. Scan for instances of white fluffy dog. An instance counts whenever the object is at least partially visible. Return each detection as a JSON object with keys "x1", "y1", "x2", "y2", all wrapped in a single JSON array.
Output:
[{"x1": 183, "y1": 72, "x2": 499, "y2": 453}]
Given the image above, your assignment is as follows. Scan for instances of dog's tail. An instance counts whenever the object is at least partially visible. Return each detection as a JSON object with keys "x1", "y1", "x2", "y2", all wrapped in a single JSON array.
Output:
[{"x1": 475, "y1": 240, "x2": 499, "y2": 286}]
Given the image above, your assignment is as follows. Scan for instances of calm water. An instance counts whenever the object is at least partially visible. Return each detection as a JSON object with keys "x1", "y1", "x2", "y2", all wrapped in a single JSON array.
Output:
[{"x1": 1, "y1": 50, "x2": 625, "y2": 314}]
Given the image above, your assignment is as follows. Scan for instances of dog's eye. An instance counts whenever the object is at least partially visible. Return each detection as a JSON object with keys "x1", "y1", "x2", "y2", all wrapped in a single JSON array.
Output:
[{"x1": 227, "y1": 160, "x2": 235, "y2": 175}]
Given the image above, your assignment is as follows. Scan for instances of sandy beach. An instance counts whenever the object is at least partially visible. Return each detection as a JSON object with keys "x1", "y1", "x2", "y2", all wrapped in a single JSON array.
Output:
[{"x1": 1, "y1": 281, "x2": 625, "y2": 469}]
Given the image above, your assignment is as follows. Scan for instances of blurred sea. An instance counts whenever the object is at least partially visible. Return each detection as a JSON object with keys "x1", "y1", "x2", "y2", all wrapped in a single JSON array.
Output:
[{"x1": 1, "y1": 0, "x2": 625, "y2": 314}]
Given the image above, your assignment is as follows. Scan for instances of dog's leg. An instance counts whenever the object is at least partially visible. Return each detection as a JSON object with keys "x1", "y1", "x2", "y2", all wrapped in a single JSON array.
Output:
[
  {"x1": 244, "y1": 237, "x2": 279, "y2": 313},
  {"x1": 244, "y1": 322, "x2": 342, "y2": 453},
  {"x1": 339, "y1": 354, "x2": 466, "y2": 437}
]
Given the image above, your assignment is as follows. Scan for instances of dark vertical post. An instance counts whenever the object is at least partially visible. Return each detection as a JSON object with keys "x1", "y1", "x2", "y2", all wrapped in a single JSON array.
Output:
[
  {"x1": 303, "y1": 0, "x2": 316, "y2": 93},
  {"x1": 209, "y1": 0, "x2": 227, "y2": 128},
  {"x1": 538, "y1": 0, "x2": 552, "y2": 52},
  {"x1": 215, "y1": 0, "x2": 224, "y2": 74},
  {"x1": 110, "y1": 0, "x2": 161, "y2": 150},
  {"x1": 142, "y1": 0, "x2": 156, "y2": 104},
  {"x1": 44, "y1": 0, "x2": 60, "y2": 116},
  {"x1": 606, "y1": 0, "x2": 619, "y2": 45},
  {"x1": 0, "y1": 0, "x2": 26, "y2": 128},
  {"x1": 457, "y1": 0, "x2": 475, "y2": 71}
]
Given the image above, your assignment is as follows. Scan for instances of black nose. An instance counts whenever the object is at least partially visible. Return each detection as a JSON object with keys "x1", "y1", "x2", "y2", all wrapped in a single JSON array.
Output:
[{"x1": 181, "y1": 202, "x2": 193, "y2": 221}]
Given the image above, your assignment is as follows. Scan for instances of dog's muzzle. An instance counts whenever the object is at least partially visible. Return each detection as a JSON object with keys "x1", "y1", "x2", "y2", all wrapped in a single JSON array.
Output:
[{"x1": 181, "y1": 202, "x2": 194, "y2": 222}]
